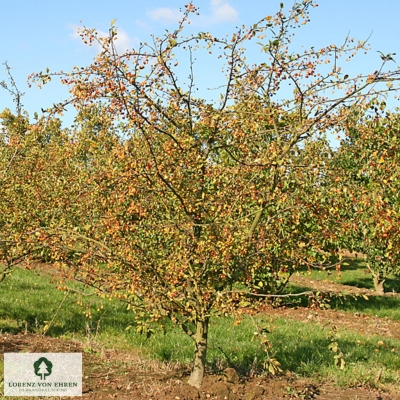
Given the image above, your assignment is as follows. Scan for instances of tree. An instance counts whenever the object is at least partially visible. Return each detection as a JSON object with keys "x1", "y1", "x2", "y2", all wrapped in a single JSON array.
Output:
[
  {"x1": 0, "y1": 63, "x2": 31, "y2": 280},
  {"x1": 331, "y1": 105, "x2": 400, "y2": 294},
  {"x1": 37, "y1": 361, "x2": 49, "y2": 380},
  {"x1": 0, "y1": 105, "x2": 100, "y2": 280},
  {"x1": 34, "y1": 357, "x2": 53, "y2": 380},
  {"x1": 25, "y1": 1, "x2": 400, "y2": 387}
]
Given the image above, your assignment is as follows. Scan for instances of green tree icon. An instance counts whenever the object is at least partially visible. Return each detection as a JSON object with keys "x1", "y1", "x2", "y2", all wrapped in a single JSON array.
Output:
[{"x1": 33, "y1": 357, "x2": 53, "y2": 380}]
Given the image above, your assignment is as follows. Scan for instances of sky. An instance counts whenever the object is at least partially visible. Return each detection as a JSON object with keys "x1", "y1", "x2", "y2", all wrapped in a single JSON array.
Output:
[{"x1": 1, "y1": 0, "x2": 400, "y2": 126}]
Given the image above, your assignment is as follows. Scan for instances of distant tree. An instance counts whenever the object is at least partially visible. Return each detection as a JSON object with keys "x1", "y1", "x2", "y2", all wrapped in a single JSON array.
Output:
[
  {"x1": 331, "y1": 105, "x2": 400, "y2": 294},
  {"x1": 0, "y1": 63, "x2": 30, "y2": 280},
  {"x1": 0, "y1": 104, "x2": 102, "y2": 279},
  {"x1": 0, "y1": 59, "x2": 120, "y2": 279}
]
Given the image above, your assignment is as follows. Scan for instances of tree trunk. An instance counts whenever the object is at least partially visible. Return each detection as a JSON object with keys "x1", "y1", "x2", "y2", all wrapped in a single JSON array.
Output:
[
  {"x1": 187, "y1": 317, "x2": 209, "y2": 389},
  {"x1": 372, "y1": 271, "x2": 385, "y2": 295}
]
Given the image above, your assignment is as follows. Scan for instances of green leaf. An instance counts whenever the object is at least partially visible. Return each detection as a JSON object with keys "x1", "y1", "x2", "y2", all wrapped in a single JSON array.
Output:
[{"x1": 269, "y1": 363, "x2": 276, "y2": 374}]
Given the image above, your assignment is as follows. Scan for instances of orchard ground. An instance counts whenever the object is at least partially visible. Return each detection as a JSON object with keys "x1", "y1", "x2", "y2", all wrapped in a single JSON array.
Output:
[
  {"x1": 0, "y1": 260, "x2": 400, "y2": 399},
  {"x1": 1, "y1": 331, "x2": 398, "y2": 400}
]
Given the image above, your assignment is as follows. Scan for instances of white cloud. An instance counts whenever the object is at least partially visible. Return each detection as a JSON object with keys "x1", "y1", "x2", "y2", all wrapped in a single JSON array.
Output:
[
  {"x1": 147, "y1": 7, "x2": 182, "y2": 25},
  {"x1": 69, "y1": 24, "x2": 137, "y2": 54},
  {"x1": 69, "y1": 24, "x2": 81, "y2": 41},
  {"x1": 135, "y1": 19, "x2": 150, "y2": 30},
  {"x1": 210, "y1": 0, "x2": 238, "y2": 23},
  {"x1": 109, "y1": 29, "x2": 133, "y2": 53},
  {"x1": 144, "y1": 1, "x2": 238, "y2": 27}
]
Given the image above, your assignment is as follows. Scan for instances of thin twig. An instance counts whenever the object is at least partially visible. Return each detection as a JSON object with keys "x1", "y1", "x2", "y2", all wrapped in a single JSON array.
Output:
[{"x1": 42, "y1": 288, "x2": 71, "y2": 335}]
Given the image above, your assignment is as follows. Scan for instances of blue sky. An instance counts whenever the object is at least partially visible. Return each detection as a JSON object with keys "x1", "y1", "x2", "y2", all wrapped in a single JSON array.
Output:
[{"x1": 1, "y1": 0, "x2": 400, "y2": 125}]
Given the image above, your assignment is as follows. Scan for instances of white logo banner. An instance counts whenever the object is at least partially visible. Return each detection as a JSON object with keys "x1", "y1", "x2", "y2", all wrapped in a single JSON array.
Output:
[{"x1": 4, "y1": 353, "x2": 82, "y2": 396}]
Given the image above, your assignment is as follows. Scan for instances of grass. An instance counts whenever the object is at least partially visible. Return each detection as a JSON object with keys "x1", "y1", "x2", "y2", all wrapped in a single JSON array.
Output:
[
  {"x1": 297, "y1": 257, "x2": 400, "y2": 293},
  {"x1": 0, "y1": 266, "x2": 400, "y2": 393},
  {"x1": 287, "y1": 258, "x2": 400, "y2": 321},
  {"x1": 0, "y1": 267, "x2": 134, "y2": 338},
  {"x1": 329, "y1": 293, "x2": 400, "y2": 320}
]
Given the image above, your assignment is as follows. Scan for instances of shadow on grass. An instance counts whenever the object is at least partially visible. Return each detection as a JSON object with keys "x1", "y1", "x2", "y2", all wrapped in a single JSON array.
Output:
[
  {"x1": 0, "y1": 267, "x2": 137, "y2": 337},
  {"x1": 329, "y1": 293, "x2": 400, "y2": 317},
  {"x1": 0, "y1": 299, "x2": 135, "y2": 338},
  {"x1": 297, "y1": 257, "x2": 400, "y2": 294},
  {"x1": 298, "y1": 257, "x2": 366, "y2": 274},
  {"x1": 340, "y1": 258, "x2": 367, "y2": 271},
  {"x1": 275, "y1": 336, "x2": 400, "y2": 375},
  {"x1": 344, "y1": 276, "x2": 400, "y2": 293},
  {"x1": 285, "y1": 283, "x2": 400, "y2": 320}
]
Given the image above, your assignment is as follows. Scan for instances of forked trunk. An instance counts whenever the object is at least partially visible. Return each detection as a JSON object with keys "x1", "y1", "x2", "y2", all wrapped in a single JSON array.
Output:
[
  {"x1": 373, "y1": 273, "x2": 385, "y2": 295},
  {"x1": 187, "y1": 317, "x2": 209, "y2": 388}
]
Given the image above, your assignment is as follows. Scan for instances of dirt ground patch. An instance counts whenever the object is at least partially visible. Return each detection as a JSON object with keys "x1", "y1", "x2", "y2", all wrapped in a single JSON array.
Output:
[{"x1": 1, "y1": 332, "x2": 399, "y2": 400}]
